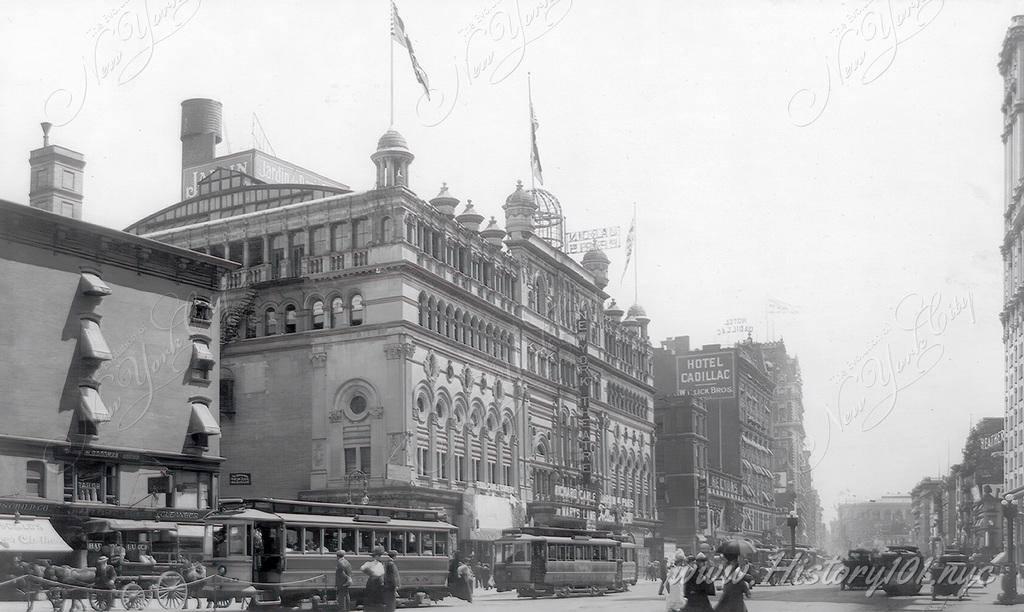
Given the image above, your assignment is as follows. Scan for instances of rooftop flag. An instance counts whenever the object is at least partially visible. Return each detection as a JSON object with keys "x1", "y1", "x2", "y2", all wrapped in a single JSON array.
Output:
[
  {"x1": 391, "y1": 2, "x2": 430, "y2": 100},
  {"x1": 530, "y1": 94, "x2": 543, "y2": 185}
]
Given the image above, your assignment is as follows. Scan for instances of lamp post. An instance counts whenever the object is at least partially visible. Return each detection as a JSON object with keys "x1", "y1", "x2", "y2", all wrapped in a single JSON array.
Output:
[
  {"x1": 786, "y1": 510, "x2": 799, "y2": 557},
  {"x1": 346, "y1": 469, "x2": 369, "y2": 505},
  {"x1": 999, "y1": 494, "x2": 1020, "y2": 605}
]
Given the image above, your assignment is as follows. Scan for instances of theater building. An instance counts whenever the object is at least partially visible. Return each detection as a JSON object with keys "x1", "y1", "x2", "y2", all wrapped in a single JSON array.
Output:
[
  {"x1": 654, "y1": 336, "x2": 776, "y2": 547},
  {"x1": 0, "y1": 127, "x2": 236, "y2": 565},
  {"x1": 125, "y1": 99, "x2": 657, "y2": 561}
]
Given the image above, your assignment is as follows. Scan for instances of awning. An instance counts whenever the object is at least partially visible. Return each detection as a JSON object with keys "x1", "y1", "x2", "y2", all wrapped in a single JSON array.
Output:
[
  {"x1": 79, "y1": 386, "x2": 111, "y2": 423},
  {"x1": 742, "y1": 485, "x2": 754, "y2": 498},
  {"x1": 761, "y1": 492, "x2": 774, "y2": 504},
  {"x1": 189, "y1": 403, "x2": 221, "y2": 435},
  {"x1": 84, "y1": 519, "x2": 178, "y2": 534},
  {"x1": 80, "y1": 319, "x2": 112, "y2": 361},
  {"x1": 192, "y1": 341, "x2": 215, "y2": 366},
  {"x1": 80, "y1": 273, "x2": 112, "y2": 297},
  {"x1": 0, "y1": 516, "x2": 73, "y2": 553},
  {"x1": 741, "y1": 459, "x2": 752, "y2": 471},
  {"x1": 741, "y1": 435, "x2": 774, "y2": 455}
]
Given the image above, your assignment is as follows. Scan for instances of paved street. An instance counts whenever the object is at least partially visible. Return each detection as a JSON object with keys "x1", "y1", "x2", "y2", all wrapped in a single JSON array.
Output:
[{"x1": 2, "y1": 578, "x2": 1011, "y2": 612}]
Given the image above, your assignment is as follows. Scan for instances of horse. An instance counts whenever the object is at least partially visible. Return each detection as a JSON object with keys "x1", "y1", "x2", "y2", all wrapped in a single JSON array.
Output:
[
  {"x1": 43, "y1": 564, "x2": 95, "y2": 612},
  {"x1": 182, "y1": 562, "x2": 208, "y2": 610}
]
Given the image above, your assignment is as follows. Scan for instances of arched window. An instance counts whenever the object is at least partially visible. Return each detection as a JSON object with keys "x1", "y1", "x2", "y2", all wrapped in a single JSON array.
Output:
[
  {"x1": 331, "y1": 297, "x2": 345, "y2": 328},
  {"x1": 25, "y1": 461, "x2": 45, "y2": 497},
  {"x1": 350, "y1": 294, "x2": 364, "y2": 326},
  {"x1": 419, "y1": 294, "x2": 428, "y2": 327},
  {"x1": 285, "y1": 305, "x2": 298, "y2": 333},
  {"x1": 311, "y1": 300, "x2": 325, "y2": 330},
  {"x1": 264, "y1": 308, "x2": 277, "y2": 335}
]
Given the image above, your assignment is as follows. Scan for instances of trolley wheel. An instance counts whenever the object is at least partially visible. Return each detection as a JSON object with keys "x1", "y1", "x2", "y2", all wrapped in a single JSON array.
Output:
[
  {"x1": 156, "y1": 571, "x2": 188, "y2": 610},
  {"x1": 88, "y1": 591, "x2": 112, "y2": 612},
  {"x1": 121, "y1": 583, "x2": 149, "y2": 610}
]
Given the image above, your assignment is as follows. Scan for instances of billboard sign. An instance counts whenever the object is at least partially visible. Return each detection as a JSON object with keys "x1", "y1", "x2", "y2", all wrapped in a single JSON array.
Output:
[
  {"x1": 182, "y1": 150, "x2": 348, "y2": 200},
  {"x1": 677, "y1": 351, "x2": 735, "y2": 399},
  {"x1": 565, "y1": 226, "x2": 621, "y2": 254}
]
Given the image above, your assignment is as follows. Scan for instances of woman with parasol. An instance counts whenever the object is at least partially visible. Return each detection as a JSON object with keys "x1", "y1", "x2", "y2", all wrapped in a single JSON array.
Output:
[{"x1": 714, "y1": 540, "x2": 754, "y2": 612}]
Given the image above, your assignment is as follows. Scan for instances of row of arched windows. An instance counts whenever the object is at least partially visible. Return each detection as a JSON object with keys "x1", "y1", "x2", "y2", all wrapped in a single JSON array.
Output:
[
  {"x1": 259, "y1": 294, "x2": 364, "y2": 336},
  {"x1": 607, "y1": 382, "x2": 649, "y2": 419},
  {"x1": 417, "y1": 293, "x2": 515, "y2": 364}
]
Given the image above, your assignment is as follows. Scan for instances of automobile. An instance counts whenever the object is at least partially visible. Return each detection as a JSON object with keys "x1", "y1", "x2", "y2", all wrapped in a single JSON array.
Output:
[
  {"x1": 930, "y1": 553, "x2": 972, "y2": 600},
  {"x1": 839, "y1": 548, "x2": 875, "y2": 591},
  {"x1": 875, "y1": 545, "x2": 926, "y2": 596}
]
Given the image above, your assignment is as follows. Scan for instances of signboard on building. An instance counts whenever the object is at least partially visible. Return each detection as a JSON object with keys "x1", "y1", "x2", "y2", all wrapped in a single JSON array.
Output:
[
  {"x1": 774, "y1": 472, "x2": 788, "y2": 493},
  {"x1": 677, "y1": 351, "x2": 735, "y2": 399},
  {"x1": 566, "y1": 226, "x2": 621, "y2": 254},
  {"x1": 228, "y1": 473, "x2": 252, "y2": 486},
  {"x1": 147, "y1": 476, "x2": 170, "y2": 494},
  {"x1": 697, "y1": 477, "x2": 709, "y2": 531},
  {"x1": 181, "y1": 150, "x2": 348, "y2": 200}
]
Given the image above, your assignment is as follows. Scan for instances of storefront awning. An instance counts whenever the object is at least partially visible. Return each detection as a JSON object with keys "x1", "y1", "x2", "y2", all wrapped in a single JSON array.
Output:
[
  {"x1": 79, "y1": 386, "x2": 111, "y2": 423},
  {"x1": 0, "y1": 516, "x2": 73, "y2": 553},
  {"x1": 84, "y1": 519, "x2": 178, "y2": 534},
  {"x1": 188, "y1": 403, "x2": 221, "y2": 436}
]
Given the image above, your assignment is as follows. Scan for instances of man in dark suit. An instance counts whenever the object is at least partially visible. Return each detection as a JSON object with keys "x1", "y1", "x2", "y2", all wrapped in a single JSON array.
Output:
[
  {"x1": 382, "y1": 550, "x2": 401, "y2": 612},
  {"x1": 334, "y1": 550, "x2": 352, "y2": 612}
]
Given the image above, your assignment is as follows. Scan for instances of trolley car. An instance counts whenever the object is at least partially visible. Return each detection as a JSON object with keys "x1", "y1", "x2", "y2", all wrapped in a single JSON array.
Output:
[
  {"x1": 493, "y1": 527, "x2": 633, "y2": 597},
  {"x1": 202, "y1": 498, "x2": 461, "y2": 607}
]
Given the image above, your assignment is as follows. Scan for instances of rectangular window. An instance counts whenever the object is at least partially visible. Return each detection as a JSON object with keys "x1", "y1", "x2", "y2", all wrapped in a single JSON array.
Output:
[
  {"x1": 502, "y1": 464, "x2": 512, "y2": 485},
  {"x1": 354, "y1": 219, "x2": 371, "y2": 249},
  {"x1": 417, "y1": 448, "x2": 429, "y2": 477},
  {"x1": 324, "y1": 529, "x2": 340, "y2": 553},
  {"x1": 435, "y1": 451, "x2": 448, "y2": 479},
  {"x1": 391, "y1": 530, "x2": 407, "y2": 554},
  {"x1": 471, "y1": 459, "x2": 481, "y2": 482},
  {"x1": 63, "y1": 461, "x2": 118, "y2": 504},
  {"x1": 358, "y1": 529, "x2": 373, "y2": 553},
  {"x1": 285, "y1": 526, "x2": 300, "y2": 552},
  {"x1": 26, "y1": 461, "x2": 45, "y2": 497},
  {"x1": 421, "y1": 532, "x2": 435, "y2": 556},
  {"x1": 455, "y1": 455, "x2": 466, "y2": 482},
  {"x1": 62, "y1": 169, "x2": 75, "y2": 190},
  {"x1": 344, "y1": 446, "x2": 371, "y2": 475},
  {"x1": 303, "y1": 527, "x2": 323, "y2": 553},
  {"x1": 487, "y1": 461, "x2": 496, "y2": 484},
  {"x1": 341, "y1": 528, "x2": 356, "y2": 553},
  {"x1": 312, "y1": 226, "x2": 328, "y2": 256}
]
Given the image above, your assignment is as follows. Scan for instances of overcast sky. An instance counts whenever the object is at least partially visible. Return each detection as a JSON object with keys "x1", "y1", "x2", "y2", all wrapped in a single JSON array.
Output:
[{"x1": 0, "y1": 0, "x2": 1016, "y2": 524}]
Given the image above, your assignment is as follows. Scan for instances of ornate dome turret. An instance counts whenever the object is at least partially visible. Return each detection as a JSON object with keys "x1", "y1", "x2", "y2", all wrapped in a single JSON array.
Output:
[
  {"x1": 628, "y1": 304, "x2": 651, "y2": 338},
  {"x1": 582, "y1": 248, "x2": 610, "y2": 289},
  {"x1": 502, "y1": 180, "x2": 538, "y2": 235},
  {"x1": 480, "y1": 216, "x2": 506, "y2": 247},
  {"x1": 430, "y1": 182, "x2": 459, "y2": 218},
  {"x1": 604, "y1": 299, "x2": 624, "y2": 322},
  {"x1": 371, "y1": 129, "x2": 414, "y2": 189},
  {"x1": 456, "y1": 200, "x2": 485, "y2": 233}
]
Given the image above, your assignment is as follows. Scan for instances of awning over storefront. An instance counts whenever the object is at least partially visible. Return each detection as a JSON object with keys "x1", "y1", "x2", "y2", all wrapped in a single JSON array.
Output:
[
  {"x1": 79, "y1": 385, "x2": 111, "y2": 423},
  {"x1": 740, "y1": 435, "x2": 773, "y2": 455},
  {"x1": 84, "y1": 519, "x2": 179, "y2": 534},
  {"x1": 188, "y1": 403, "x2": 221, "y2": 435},
  {"x1": 0, "y1": 515, "x2": 73, "y2": 553}
]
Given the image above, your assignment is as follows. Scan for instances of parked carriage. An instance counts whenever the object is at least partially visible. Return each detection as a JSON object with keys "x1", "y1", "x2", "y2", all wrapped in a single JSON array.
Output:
[
  {"x1": 492, "y1": 527, "x2": 634, "y2": 597},
  {"x1": 203, "y1": 498, "x2": 463, "y2": 608}
]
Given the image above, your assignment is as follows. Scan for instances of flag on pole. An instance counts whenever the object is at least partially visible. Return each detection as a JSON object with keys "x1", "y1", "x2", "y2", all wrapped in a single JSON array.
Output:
[
  {"x1": 767, "y1": 297, "x2": 800, "y2": 314},
  {"x1": 621, "y1": 213, "x2": 636, "y2": 282},
  {"x1": 391, "y1": 2, "x2": 431, "y2": 100},
  {"x1": 530, "y1": 95, "x2": 543, "y2": 185}
]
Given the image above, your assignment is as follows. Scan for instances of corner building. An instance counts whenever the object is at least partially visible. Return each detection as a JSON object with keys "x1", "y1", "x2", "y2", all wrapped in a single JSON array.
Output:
[
  {"x1": 127, "y1": 100, "x2": 657, "y2": 561},
  {"x1": 0, "y1": 184, "x2": 235, "y2": 566}
]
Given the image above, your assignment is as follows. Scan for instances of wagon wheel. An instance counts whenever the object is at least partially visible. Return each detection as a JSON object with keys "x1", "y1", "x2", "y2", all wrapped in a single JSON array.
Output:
[
  {"x1": 121, "y1": 582, "x2": 149, "y2": 610},
  {"x1": 156, "y1": 571, "x2": 187, "y2": 610},
  {"x1": 89, "y1": 590, "x2": 112, "y2": 612}
]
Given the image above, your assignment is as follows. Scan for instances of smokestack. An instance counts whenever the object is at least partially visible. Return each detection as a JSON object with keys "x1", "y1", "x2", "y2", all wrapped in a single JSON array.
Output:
[
  {"x1": 180, "y1": 98, "x2": 223, "y2": 169},
  {"x1": 41, "y1": 122, "x2": 52, "y2": 146}
]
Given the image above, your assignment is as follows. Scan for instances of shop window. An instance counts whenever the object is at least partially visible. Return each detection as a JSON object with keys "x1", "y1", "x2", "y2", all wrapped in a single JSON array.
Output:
[
  {"x1": 63, "y1": 461, "x2": 118, "y2": 504},
  {"x1": 172, "y1": 471, "x2": 213, "y2": 509},
  {"x1": 350, "y1": 295, "x2": 364, "y2": 326},
  {"x1": 26, "y1": 461, "x2": 45, "y2": 497}
]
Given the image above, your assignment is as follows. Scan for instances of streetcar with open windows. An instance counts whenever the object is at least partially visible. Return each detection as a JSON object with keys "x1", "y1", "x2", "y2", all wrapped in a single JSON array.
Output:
[
  {"x1": 202, "y1": 498, "x2": 463, "y2": 608},
  {"x1": 492, "y1": 527, "x2": 635, "y2": 598}
]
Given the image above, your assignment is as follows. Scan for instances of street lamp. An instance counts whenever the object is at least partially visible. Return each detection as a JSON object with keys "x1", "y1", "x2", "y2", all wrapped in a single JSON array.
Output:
[
  {"x1": 786, "y1": 510, "x2": 800, "y2": 557},
  {"x1": 999, "y1": 494, "x2": 1020, "y2": 605},
  {"x1": 346, "y1": 469, "x2": 369, "y2": 505}
]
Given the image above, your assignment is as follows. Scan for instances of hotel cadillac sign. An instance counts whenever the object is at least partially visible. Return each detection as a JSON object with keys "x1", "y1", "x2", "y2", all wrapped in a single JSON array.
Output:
[{"x1": 677, "y1": 351, "x2": 735, "y2": 400}]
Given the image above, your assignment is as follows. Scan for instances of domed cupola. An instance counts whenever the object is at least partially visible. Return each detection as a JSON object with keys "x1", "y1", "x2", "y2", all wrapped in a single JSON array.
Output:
[
  {"x1": 628, "y1": 304, "x2": 651, "y2": 338},
  {"x1": 604, "y1": 299, "x2": 624, "y2": 323},
  {"x1": 582, "y1": 248, "x2": 610, "y2": 289},
  {"x1": 456, "y1": 200, "x2": 485, "y2": 233},
  {"x1": 430, "y1": 183, "x2": 459, "y2": 218},
  {"x1": 503, "y1": 180, "x2": 538, "y2": 235},
  {"x1": 371, "y1": 129, "x2": 414, "y2": 189},
  {"x1": 480, "y1": 217, "x2": 507, "y2": 247}
]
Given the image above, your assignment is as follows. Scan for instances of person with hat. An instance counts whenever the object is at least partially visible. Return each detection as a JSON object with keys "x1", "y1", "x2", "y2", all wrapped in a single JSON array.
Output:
[
  {"x1": 334, "y1": 550, "x2": 352, "y2": 612},
  {"x1": 679, "y1": 552, "x2": 714, "y2": 611},
  {"x1": 93, "y1": 556, "x2": 117, "y2": 611},
  {"x1": 360, "y1": 546, "x2": 388, "y2": 611},
  {"x1": 714, "y1": 553, "x2": 751, "y2": 612},
  {"x1": 664, "y1": 550, "x2": 690, "y2": 611},
  {"x1": 382, "y1": 549, "x2": 401, "y2": 612}
]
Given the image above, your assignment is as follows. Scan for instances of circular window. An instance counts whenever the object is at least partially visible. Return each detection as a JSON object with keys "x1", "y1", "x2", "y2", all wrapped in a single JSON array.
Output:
[{"x1": 350, "y1": 395, "x2": 367, "y2": 415}]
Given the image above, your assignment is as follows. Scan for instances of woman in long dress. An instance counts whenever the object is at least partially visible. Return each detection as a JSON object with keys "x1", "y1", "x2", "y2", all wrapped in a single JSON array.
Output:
[
  {"x1": 682, "y1": 553, "x2": 715, "y2": 611},
  {"x1": 360, "y1": 546, "x2": 388, "y2": 612},
  {"x1": 664, "y1": 551, "x2": 688, "y2": 611},
  {"x1": 714, "y1": 556, "x2": 751, "y2": 612}
]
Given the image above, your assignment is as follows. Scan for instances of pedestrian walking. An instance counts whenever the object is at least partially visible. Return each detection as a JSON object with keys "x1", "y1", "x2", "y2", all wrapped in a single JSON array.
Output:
[
  {"x1": 663, "y1": 550, "x2": 689, "y2": 612},
  {"x1": 334, "y1": 550, "x2": 352, "y2": 612},
  {"x1": 382, "y1": 550, "x2": 401, "y2": 612},
  {"x1": 93, "y1": 556, "x2": 117, "y2": 612},
  {"x1": 359, "y1": 546, "x2": 387, "y2": 612},
  {"x1": 713, "y1": 555, "x2": 750, "y2": 612},
  {"x1": 658, "y1": 556, "x2": 670, "y2": 595},
  {"x1": 682, "y1": 553, "x2": 715, "y2": 611}
]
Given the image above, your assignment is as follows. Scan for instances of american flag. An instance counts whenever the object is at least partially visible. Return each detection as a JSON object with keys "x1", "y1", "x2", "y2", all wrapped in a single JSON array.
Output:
[
  {"x1": 621, "y1": 213, "x2": 636, "y2": 282},
  {"x1": 392, "y1": 2, "x2": 431, "y2": 100},
  {"x1": 530, "y1": 97, "x2": 543, "y2": 185}
]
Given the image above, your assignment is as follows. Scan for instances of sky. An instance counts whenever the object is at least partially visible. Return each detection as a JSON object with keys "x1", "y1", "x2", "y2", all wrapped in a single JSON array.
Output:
[{"x1": 0, "y1": 0, "x2": 1016, "y2": 525}]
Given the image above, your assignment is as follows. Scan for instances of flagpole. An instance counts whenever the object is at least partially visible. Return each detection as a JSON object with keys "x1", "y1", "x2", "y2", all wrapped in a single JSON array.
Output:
[
  {"x1": 633, "y1": 202, "x2": 638, "y2": 305},
  {"x1": 389, "y1": 1, "x2": 395, "y2": 127},
  {"x1": 528, "y1": 73, "x2": 536, "y2": 195}
]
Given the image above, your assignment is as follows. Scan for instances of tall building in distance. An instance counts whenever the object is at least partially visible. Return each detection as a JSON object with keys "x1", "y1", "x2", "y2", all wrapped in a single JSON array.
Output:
[
  {"x1": 28, "y1": 122, "x2": 85, "y2": 220},
  {"x1": 654, "y1": 336, "x2": 776, "y2": 549},
  {"x1": 752, "y1": 340, "x2": 823, "y2": 550},
  {"x1": 1001, "y1": 16, "x2": 1024, "y2": 541},
  {"x1": 126, "y1": 99, "x2": 657, "y2": 563},
  {"x1": 830, "y1": 496, "x2": 912, "y2": 551}
]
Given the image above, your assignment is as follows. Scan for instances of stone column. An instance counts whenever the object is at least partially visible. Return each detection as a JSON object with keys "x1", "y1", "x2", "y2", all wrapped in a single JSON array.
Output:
[
  {"x1": 310, "y1": 348, "x2": 329, "y2": 489},
  {"x1": 242, "y1": 236, "x2": 250, "y2": 268}
]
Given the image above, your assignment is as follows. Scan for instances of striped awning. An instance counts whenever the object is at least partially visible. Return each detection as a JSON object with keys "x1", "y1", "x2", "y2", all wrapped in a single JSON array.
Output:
[{"x1": 188, "y1": 402, "x2": 221, "y2": 435}]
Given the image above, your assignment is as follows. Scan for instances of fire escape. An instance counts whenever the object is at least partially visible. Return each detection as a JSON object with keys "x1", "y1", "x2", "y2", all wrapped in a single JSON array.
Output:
[{"x1": 221, "y1": 284, "x2": 260, "y2": 343}]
